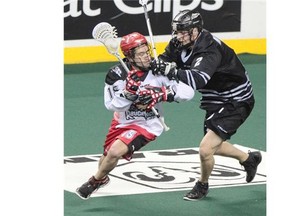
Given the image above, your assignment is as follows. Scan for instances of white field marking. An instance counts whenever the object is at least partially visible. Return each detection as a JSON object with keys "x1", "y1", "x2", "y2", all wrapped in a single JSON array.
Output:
[{"x1": 64, "y1": 145, "x2": 266, "y2": 198}]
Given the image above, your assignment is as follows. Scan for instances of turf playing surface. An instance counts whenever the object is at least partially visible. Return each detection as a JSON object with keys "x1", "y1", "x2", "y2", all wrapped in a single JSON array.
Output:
[{"x1": 64, "y1": 54, "x2": 266, "y2": 216}]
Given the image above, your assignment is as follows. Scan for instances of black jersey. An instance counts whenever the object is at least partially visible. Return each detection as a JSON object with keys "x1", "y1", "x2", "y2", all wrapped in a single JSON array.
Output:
[{"x1": 159, "y1": 30, "x2": 254, "y2": 110}]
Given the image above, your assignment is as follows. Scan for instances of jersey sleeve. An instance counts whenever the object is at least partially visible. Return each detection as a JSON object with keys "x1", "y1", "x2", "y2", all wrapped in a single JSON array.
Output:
[
  {"x1": 104, "y1": 65, "x2": 132, "y2": 112},
  {"x1": 159, "y1": 76, "x2": 194, "y2": 102},
  {"x1": 177, "y1": 49, "x2": 222, "y2": 90},
  {"x1": 172, "y1": 80, "x2": 195, "y2": 102}
]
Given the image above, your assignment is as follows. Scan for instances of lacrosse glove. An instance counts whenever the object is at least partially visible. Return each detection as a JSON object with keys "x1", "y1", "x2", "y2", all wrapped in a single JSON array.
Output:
[
  {"x1": 138, "y1": 85, "x2": 175, "y2": 110},
  {"x1": 123, "y1": 69, "x2": 141, "y2": 101},
  {"x1": 150, "y1": 59, "x2": 178, "y2": 81}
]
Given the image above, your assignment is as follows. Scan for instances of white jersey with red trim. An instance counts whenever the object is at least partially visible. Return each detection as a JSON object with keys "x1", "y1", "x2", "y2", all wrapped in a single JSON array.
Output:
[{"x1": 104, "y1": 63, "x2": 194, "y2": 136}]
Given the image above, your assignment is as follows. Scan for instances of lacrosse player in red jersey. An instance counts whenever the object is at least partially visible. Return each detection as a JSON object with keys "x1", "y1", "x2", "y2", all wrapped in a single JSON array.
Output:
[
  {"x1": 76, "y1": 32, "x2": 194, "y2": 200},
  {"x1": 150, "y1": 10, "x2": 262, "y2": 201}
]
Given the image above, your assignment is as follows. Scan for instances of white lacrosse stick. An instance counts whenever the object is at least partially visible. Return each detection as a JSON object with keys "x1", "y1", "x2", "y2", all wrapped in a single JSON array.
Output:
[
  {"x1": 92, "y1": 22, "x2": 170, "y2": 131},
  {"x1": 139, "y1": 0, "x2": 158, "y2": 61},
  {"x1": 92, "y1": 22, "x2": 129, "y2": 72}
]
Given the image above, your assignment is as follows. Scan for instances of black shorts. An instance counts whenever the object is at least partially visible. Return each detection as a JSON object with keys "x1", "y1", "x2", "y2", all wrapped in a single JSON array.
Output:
[{"x1": 203, "y1": 98, "x2": 255, "y2": 141}]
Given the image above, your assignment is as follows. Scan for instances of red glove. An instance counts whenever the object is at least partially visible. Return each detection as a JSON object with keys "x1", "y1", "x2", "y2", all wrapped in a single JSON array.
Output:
[
  {"x1": 125, "y1": 70, "x2": 141, "y2": 94},
  {"x1": 138, "y1": 85, "x2": 168, "y2": 110}
]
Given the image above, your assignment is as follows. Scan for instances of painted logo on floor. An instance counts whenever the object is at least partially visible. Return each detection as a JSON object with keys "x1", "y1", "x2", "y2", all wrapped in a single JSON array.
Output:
[{"x1": 64, "y1": 145, "x2": 266, "y2": 198}]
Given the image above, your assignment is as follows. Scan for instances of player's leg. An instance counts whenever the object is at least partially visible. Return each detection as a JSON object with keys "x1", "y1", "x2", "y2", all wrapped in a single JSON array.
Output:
[
  {"x1": 97, "y1": 154, "x2": 105, "y2": 168},
  {"x1": 75, "y1": 139, "x2": 127, "y2": 200},
  {"x1": 204, "y1": 101, "x2": 261, "y2": 182},
  {"x1": 215, "y1": 141, "x2": 248, "y2": 162},
  {"x1": 183, "y1": 130, "x2": 222, "y2": 201},
  {"x1": 198, "y1": 129, "x2": 223, "y2": 183},
  {"x1": 215, "y1": 140, "x2": 262, "y2": 182},
  {"x1": 95, "y1": 139, "x2": 128, "y2": 180},
  {"x1": 184, "y1": 100, "x2": 261, "y2": 201},
  {"x1": 76, "y1": 128, "x2": 154, "y2": 200}
]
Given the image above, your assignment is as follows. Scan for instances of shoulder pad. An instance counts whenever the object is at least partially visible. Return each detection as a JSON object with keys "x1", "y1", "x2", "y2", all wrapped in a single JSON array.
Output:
[{"x1": 105, "y1": 64, "x2": 127, "y2": 85}]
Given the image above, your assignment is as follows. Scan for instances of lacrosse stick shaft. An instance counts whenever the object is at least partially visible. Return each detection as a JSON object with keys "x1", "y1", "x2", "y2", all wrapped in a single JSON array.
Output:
[
  {"x1": 151, "y1": 109, "x2": 170, "y2": 131},
  {"x1": 142, "y1": 3, "x2": 158, "y2": 61},
  {"x1": 138, "y1": 2, "x2": 169, "y2": 131},
  {"x1": 114, "y1": 53, "x2": 130, "y2": 72}
]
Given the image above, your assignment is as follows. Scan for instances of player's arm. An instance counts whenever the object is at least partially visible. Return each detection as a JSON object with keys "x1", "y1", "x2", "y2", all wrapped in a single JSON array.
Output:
[
  {"x1": 154, "y1": 51, "x2": 220, "y2": 90},
  {"x1": 171, "y1": 80, "x2": 195, "y2": 102},
  {"x1": 104, "y1": 66, "x2": 139, "y2": 111},
  {"x1": 176, "y1": 52, "x2": 220, "y2": 89},
  {"x1": 137, "y1": 80, "x2": 194, "y2": 110}
]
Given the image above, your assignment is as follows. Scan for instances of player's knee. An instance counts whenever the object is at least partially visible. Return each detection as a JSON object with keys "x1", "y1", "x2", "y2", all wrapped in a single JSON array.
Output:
[
  {"x1": 199, "y1": 142, "x2": 213, "y2": 161},
  {"x1": 106, "y1": 148, "x2": 123, "y2": 160},
  {"x1": 107, "y1": 142, "x2": 128, "y2": 159}
]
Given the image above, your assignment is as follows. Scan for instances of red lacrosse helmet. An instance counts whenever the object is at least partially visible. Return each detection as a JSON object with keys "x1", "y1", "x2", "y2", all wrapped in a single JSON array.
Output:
[{"x1": 120, "y1": 32, "x2": 148, "y2": 57}]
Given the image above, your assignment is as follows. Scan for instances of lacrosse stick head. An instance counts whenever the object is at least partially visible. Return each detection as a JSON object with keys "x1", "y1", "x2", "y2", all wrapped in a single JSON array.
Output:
[
  {"x1": 92, "y1": 22, "x2": 119, "y2": 55},
  {"x1": 139, "y1": 0, "x2": 149, "y2": 6}
]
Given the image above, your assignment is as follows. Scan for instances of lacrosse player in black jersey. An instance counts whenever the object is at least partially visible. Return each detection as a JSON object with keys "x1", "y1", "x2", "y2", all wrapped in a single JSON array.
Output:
[{"x1": 150, "y1": 10, "x2": 262, "y2": 201}]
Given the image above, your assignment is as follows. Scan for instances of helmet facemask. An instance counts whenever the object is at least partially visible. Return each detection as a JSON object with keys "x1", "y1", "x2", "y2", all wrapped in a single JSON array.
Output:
[
  {"x1": 127, "y1": 44, "x2": 152, "y2": 72},
  {"x1": 171, "y1": 29, "x2": 194, "y2": 50},
  {"x1": 171, "y1": 10, "x2": 203, "y2": 50},
  {"x1": 120, "y1": 32, "x2": 152, "y2": 72}
]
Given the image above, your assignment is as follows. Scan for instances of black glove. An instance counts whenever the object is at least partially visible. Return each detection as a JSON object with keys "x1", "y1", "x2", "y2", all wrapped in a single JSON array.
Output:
[
  {"x1": 138, "y1": 85, "x2": 175, "y2": 110},
  {"x1": 124, "y1": 70, "x2": 140, "y2": 101},
  {"x1": 150, "y1": 59, "x2": 167, "y2": 75},
  {"x1": 150, "y1": 59, "x2": 178, "y2": 82},
  {"x1": 171, "y1": 37, "x2": 182, "y2": 49}
]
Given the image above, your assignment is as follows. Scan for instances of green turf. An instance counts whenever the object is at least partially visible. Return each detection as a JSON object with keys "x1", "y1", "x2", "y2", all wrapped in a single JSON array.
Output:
[
  {"x1": 64, "y1": 54, "x2": 266, "y2": 156},
  {"x1": 64, "y1": 184, "x2": 266, "y2": 216},
  {"x1": 64, "y1": 54, "x2": 266, "y2": 216}
]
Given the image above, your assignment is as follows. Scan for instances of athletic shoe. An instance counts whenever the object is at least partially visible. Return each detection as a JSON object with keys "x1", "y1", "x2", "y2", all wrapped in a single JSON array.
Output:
[
  {"x1": 183, "y1": 181, "x2": 209, "y2": 201},
  {"x1": 75, "y1": 175, "x2": 110, "y2": 200},
  {"x1": 240, "y1": 151, "x2": 262, "y2": 183}
]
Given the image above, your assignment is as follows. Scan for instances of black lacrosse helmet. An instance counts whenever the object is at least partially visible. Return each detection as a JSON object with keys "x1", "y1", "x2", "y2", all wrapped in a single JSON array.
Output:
[{"x1": 171, "y1": 10, "x2": 203, "y2": 32}]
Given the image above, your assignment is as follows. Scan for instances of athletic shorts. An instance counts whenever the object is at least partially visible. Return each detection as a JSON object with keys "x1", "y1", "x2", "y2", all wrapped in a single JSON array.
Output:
[
  {"x1": 103, "y1": 119, "x2": 156, "y2": 161},
  {"x1": 203, "y1": 97, "x2": 255, "y2": 141}
]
